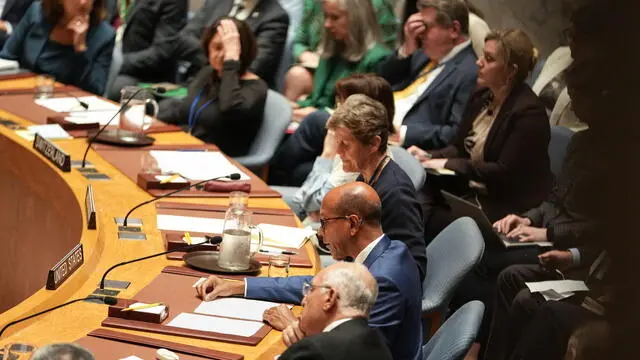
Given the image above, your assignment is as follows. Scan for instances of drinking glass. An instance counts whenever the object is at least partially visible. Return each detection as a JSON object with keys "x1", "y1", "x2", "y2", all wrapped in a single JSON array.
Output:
[
  {"x1": 34, "y1": 75, "x2": 54, "y2": 99},
  {"x1": 268, "y1": 255, "x2": 290, "y2": 277},
  {"x1": 3, "y1": 343, "x2": 37, "y2": 360},
  {"x1": 119, "y1": 86, "x2": 158, "y2": 133}
]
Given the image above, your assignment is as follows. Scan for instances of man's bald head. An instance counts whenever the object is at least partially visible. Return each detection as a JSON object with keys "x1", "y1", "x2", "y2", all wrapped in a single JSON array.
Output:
[{"x1": 323, "y1": 183, "x2": 382, "y2": 226}]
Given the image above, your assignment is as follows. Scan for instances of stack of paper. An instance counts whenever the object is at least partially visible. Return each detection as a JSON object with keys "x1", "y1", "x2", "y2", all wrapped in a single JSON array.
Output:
[
  {"x1": 526, "y1": 280, "x2": 589, "y2": 301},
  {"x1": 36, "y1": 96, "x2": 120, "y2": 112},
  {"x1": 0, "y1": 59, "x2": 19, "y2": 71},
  {"x1": 148, "y1": 151, "x2": 250, "y2": 181},
  {"x1": 156, "y1": 214, "x2": 225, "y2": 234},
  {"x1": 16, "y1": 124, "x2": 72, "y2": 141},
  {"x1": 167, "y1": 312, "x2": 264, "y2": 337},
  {"x1": 257, "y1": 223, "x2": 313, "y2": 249},
  {"x1": 194, "y1": 298, "x2": 290, "y2": 322}
]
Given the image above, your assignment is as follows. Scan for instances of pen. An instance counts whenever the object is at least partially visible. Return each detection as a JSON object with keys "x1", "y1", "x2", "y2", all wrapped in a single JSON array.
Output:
[
  {"x1": 121, "y1": 302, "x2": 164, "y2": 312},
  {"x1": 184, "y1": 232, "x2": 192, "y2": 245},
  {"x1": 259, "y1": 249, "x2": 297, "y2": 255}
]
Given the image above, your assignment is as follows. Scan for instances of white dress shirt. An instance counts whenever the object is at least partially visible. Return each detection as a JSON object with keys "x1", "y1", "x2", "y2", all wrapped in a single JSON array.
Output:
[
  {"x1": 323, "y1": 317, "x2": 353, "y2": 332},
  {"x1": 354, "y1": 234, "x2": 385, "y2": 264}
]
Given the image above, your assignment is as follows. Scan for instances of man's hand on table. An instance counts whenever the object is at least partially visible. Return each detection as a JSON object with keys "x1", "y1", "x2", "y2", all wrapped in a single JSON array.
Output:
[
  {"x1": 263, "y1": 304, "x2": 297, "y2": 331},
  {"x1": 195, "y1": 275, "x2": 244, "y2": 301}
]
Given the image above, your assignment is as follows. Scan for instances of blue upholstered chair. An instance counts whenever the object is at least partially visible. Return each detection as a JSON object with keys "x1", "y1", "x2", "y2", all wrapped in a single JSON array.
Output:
[
  {"x1": 422, "y1": 300, "x2": 485, "y2": 360},
  {"x1": 234, "y1": 90, "x2": 292, "y2": 178},
  {"x1": 389, "y1": 145, "x2": 426, "y2": 190},
  {"x1": 548, "y1": 125, "x2": 575, "y2": 178},
  {"x1": 422, "y1": 217, "x2": 484, "y2": 338}
]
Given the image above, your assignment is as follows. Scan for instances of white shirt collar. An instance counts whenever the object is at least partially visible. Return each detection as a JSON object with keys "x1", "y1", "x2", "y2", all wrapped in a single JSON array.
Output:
[
  {"x1": 323, "y1": 318, "x2": 353, "y2": 332},
  {"x1": 438, "y1": 39, "x2": 472, "y2": 65},
  {"x1": 354, "y1": 234, "x2": 385, "y2": 264}
]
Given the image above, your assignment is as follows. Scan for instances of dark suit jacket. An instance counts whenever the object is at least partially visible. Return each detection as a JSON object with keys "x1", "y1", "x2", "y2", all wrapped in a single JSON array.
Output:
[
  {"x1": 246, "y1": 236, "x2": 423, "y2": 360},
  {"x1": 279, "y1": 318, "x2": 393, "y2": 360},
  {"x1": 0, "y1": 2, "x2": 115, "y2": 95},
  {"x1": 431, "y1": 83, "x2": 553, "y2": 220},
  {"x1": 522, "y1": 130, "x2": 601, "y2": 248},
  {"x1": 378, "y1": 44, "x2": 478, "y2": 150},
  {"x1": 106, "y1": 0, "x2": 187, "y2": 81},
  {"x1": 0, "y1": 0, "x2": 35, "y2": 47},
  {"x1": 174, "y1": 0, "x2": 288, "y2": 87}
]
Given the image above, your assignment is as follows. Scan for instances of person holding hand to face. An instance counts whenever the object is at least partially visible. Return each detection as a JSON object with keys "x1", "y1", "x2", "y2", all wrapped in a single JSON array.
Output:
[
  {"x1": 158, "y1": 18, "x2": 268, "y2": 157},
  {"x1": 0, "y1": 0, "x2": 115, "y2": 94}
]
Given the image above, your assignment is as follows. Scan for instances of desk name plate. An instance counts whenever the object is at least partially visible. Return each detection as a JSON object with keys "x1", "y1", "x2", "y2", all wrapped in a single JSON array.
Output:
[
  {"x1": 46, "y1": 244, "x2": 84, "y2": 290},
  {"x1": 33, "y1": 133, "x2": 71, "y2": 172}
]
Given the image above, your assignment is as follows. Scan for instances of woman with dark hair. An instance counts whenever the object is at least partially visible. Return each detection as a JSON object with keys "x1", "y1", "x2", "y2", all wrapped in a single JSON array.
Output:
[
  {"x1": 0, "y1": 0, "x2": 115, "y2": 94},
  {"x1": 158, "y1": 18, "x2": 268, "y2": 157}
]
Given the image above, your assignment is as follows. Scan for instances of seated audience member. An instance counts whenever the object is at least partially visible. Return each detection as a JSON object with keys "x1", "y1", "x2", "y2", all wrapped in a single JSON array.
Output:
[
  {"x1": 105, "y1": 0, "x2": 187, "y2": 100},
  {"x1": 283, "y1": 0, "x2": 397, "y2": 102},
  {"x1": 483, "y1": 248, "x2": 610, "y2": 360},
  {"x1": 32, "y1": 343, "x2": 95, "y2": 360},
  {"x1": 167, "y1": 0, "x2": 288, "y2": 88},
  {"x1": 267, "y1": 0, "x2": 477, "y2": 186},
  {"x1": 409, "y1": 29, "x2": 552, "y2": 234},
  {"x1": 564, "y1": 321, "x2": 610, "y2": 360},
  {"x1": 196, "y1": 182, "x2": 423, "y2": 360},
  {"x1": 0, "y1": 0, "x2": 36, "y2": 48},
  {"x1": 379, "y1": 0, "x2": 478, "y2": 150},
  {"x1": 289, "y1": 74, "x2": 395, "y2": 221},
  {"x1": 277, "y1": 262, "x2": 393, "y2": 360},
  {"x1": 158, "y1": 18, "x2": 267, "y2": 157},
  {"x1": 0, "y1": 0, "x2": 115, "y2": 95},
  {"x1": 289, "y1": 0, "x2": 391, "y2": 123}
]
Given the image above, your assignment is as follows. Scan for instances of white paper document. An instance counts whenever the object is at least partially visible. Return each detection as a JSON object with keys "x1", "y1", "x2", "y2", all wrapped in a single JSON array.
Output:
[
  {"x1": 16, "y1": 124, "x2": 72, "y2": 141},
  {"x1": 194, "y1": 298, "x2": 288, "y2": 322},
  {"x1": 64, "y1": 110, "x2": 121, "y2": 126},
  {"x1": 128, "y1": 302, "x2": 167, "y2": 314},
  {"x1": 36, "y1": 96, "x2": 120, "y2": 113},
  {"x1": 148, "y1": 151, "x2": 250, "y2": 181},
  {"x1": 257, "y1": 223, "x2": 314, "y2": 249},
  {"x1": 0, "y1": 59, "x2": 19, "y2": 71},
  {"x1": 526, "y1": 280, "x2": 589, "y2": 294},
  {"x1": 156, "y1": 214, "x2": 225, "y2": 234},
  {"x1": 167, "y1": 312, "x2": 263, "y2": 337},
  {"x1": 539, "y1": 289, "x2": 575, "y2": 301}
]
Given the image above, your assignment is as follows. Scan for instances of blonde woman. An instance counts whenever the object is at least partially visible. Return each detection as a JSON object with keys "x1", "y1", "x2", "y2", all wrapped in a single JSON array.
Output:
[{"x1": 289, "y1": 0, "x2": 392, "y2": 122}]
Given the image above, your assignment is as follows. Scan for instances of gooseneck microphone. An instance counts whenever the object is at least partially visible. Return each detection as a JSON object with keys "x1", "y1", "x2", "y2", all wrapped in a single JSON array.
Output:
[
  {"x1": 99, "y1": 235, "x2": 222, "y2": 289},
  {"x1": 121, "y1": 172, "x2": 241, "y2": 227},
  {"x1": 0, "y1": 296, "x2": 117, "y2": 338},
  {"x1": 80, "y1": 87, "x2": 167, "y2": 168}
]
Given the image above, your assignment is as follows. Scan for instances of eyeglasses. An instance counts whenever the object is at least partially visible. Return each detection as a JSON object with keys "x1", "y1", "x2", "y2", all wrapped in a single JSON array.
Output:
[
  {"x1": 302, "y1": 282, "x2": 333, "y2": 297},
  {"x1": 319, "y1": 216, "x2": 349, "y2": 231}
]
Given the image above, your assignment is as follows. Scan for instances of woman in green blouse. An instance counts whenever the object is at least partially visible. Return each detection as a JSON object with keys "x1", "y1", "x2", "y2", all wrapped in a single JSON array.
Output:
[{"x1": 287, "y1": 0, "x2": 393, "y2": 122}]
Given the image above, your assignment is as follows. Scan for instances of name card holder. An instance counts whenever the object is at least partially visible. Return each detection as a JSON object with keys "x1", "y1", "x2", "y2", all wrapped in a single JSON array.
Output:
[
  {"x1": 46, "y1": 244, "x2": 84, "y2": 290},
  {"x1": 85, "y1": 185, "x2": 97, "y2": 230},
  {"x1": 32, "y1": 133, "x2": 71, "y2": 172}
]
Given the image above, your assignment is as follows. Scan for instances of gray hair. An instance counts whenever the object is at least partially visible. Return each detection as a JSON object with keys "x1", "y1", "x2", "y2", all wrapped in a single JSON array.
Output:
[
  {"x1": 31, "y1": 343, "x2": 95, "y2": 360},
  {"x1": 319, "y1": 0, "x2": 383, "y2": 62},
  {"x1": 322, "y1": 263, "x2": 378, "y2": 316},
  {"x1": 419, "y1": 0, "x2": 470, "y2": 36},
  {"x1": 326, "y1": 94, "x2": 390, "y2": 153}
]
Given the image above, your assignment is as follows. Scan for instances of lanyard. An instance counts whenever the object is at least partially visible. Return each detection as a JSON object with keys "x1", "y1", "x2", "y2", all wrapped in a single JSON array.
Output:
[
  {"x1": 368, "y1": 155, "x2": 391, "y2": 187},
  {"x1": 188, "y1": 88, "x2": 214, "y2": 132},
  {"x1": 119, "y1": 0, "x2": 134, "y2": 22}
]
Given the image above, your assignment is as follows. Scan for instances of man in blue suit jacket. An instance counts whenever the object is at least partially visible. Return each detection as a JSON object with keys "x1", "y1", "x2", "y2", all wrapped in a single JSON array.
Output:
[
  {"x1": 378, "y1": 0, "x2": 478, "y2": 150},
  {"x1": 196, "y1": 182, "x2": 423, "y2": 360}
]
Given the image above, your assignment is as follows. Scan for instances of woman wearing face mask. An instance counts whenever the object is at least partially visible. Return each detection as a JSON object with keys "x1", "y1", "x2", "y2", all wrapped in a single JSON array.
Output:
[
  {"x1": 0, "y1": 0, "x2": 115, "y2": 95},
  {"x1": 409, "y1": 29, "x2": 553, "y2": 240},
  {"x1": 158, "y1": 18, "x2": 268, "y2": 157},
  {"x1": 289, "y1": 0, "x2": 392, "y2": 123}
]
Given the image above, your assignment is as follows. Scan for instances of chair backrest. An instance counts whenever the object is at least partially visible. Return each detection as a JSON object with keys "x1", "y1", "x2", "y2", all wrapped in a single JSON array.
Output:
[
  {"x1": 233, "y1": 90, "x2": 292, "y2": 169},
  {"x1": 422, "y1": 301, "x2": 485, "y2": 360},
  {"x1": 422, "y1": 217, "x2": 484, "y2": 315},
  {"x1": 274, "y1": 0, "x2": 304, "y2": 91},
  {"x1": 389, "y1": 146, "x2": 426, "y2": 190},
  {"x1": 548, "y1": 125, "x2": 575, "y2": 178}
]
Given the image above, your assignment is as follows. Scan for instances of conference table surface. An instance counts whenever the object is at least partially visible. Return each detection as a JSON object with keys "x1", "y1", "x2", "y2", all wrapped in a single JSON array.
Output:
[{"x1": 0, "y1": 76, "x2": 319, "y2": 359}]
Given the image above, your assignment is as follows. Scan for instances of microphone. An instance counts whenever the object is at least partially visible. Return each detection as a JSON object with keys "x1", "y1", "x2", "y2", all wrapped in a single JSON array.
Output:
[
  {"x1": 0, "y1": 296, "x2": 117, "y2": 338},
  {"x1": 99, "y1": 235, "x2": 222, "y2": 289},
  {"x1": 121, "y1": 172, "x2": 241, "y2": 228},
  {"x1": 80, "y1": 87, "x2": 167, "y2": 168}
]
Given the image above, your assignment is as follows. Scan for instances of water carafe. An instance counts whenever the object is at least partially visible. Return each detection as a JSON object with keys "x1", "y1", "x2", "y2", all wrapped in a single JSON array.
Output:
[{"x1": 218, "y1": 192, "x2": 264, "y2": 270}]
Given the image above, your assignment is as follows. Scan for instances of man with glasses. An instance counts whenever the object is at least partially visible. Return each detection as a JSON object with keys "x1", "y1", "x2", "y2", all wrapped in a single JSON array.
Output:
[
  {"x1": 196, "y1": 182, "x2": 423, "y2": 360},
  {"x1": 277, "y1": 262, "x2": 393, "y2": 360}
]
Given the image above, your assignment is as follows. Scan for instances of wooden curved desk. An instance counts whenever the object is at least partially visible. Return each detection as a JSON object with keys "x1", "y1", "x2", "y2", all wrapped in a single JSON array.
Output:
[{"x1": 0, "y1": 78, "x2": 319, "y2": 359}]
